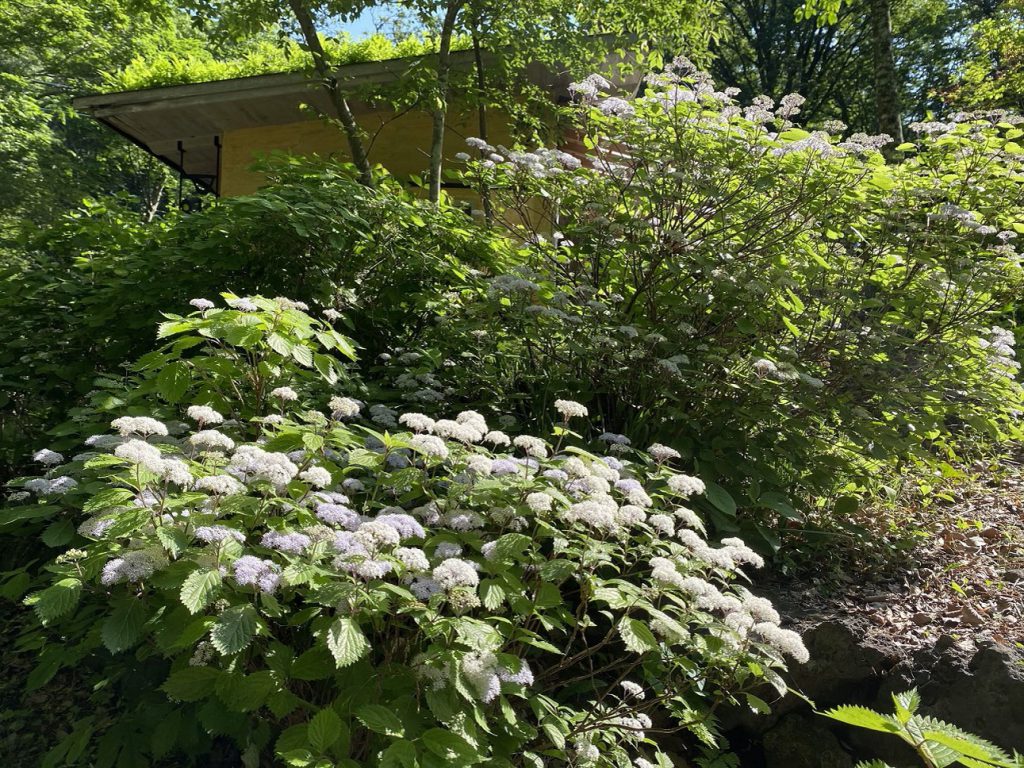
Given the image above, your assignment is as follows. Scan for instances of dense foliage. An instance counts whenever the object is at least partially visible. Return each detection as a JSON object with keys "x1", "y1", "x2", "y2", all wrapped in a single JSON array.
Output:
[
  {"x1": 4, "y1": 0, "x2": 1024, "y2": 761},
  {"x1": 711, "y1": 0, "x2": 988, "y2": 129},
  {"x1": 10, "y1": 295, "x2": 804, "y2": 766},
  {"x1": 111, "y1": 33, "x2": 453, "y2": 91},
  {"x1": 955, "y1": 0, "x2": 1024, "y2": 111},
  {"x1": 391, "y1": 64, "x2": 1024, "y2": 542},
  {"x1": 8, "y1": 63, "x2": 1024, "y2": 550},
  {"x1": 0, "y1": 169, "x2": 500, "y2": 477},
  {"x1": 0, "y1": 0, "x2": 187, "y2": 237}
]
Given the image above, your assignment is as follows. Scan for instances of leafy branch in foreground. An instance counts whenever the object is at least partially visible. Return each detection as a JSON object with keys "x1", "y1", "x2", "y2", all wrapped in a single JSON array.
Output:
[{"x1": 822, "y1": 688, "x2": 1024, "y2": 768}]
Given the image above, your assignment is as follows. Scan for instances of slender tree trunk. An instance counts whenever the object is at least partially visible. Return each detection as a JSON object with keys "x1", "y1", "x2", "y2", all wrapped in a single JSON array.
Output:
[
  {"x1": 428, "y1": 0, "x2": 464, "y2": 204},
  {"x1": 288, "y1": 0, "x2": 374, "y2": 186},
  {"x1": 869, "y1": 0, "x2": 903, "y2": 146},
  {"x1": 471, "y1": 24, "x2": 493, "y2": 223},
  {"x1": 142, "y1": 184, "x2": 164, "y2": 223}
]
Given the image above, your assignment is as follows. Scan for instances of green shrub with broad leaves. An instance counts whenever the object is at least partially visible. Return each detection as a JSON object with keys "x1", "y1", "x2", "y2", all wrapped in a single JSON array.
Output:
[
  {"x1": 5, "y1": 296, "x2": 806, "y2": 767},
  {"x1": 0, "y1": 166, "x2": 499, "y2": 479},
  {"x1": 7, "y1": 60, "x2": 1024, "y2": 556},
  {"x1": 379, "y1": 60, "x2": 1024, "y2": 546}
]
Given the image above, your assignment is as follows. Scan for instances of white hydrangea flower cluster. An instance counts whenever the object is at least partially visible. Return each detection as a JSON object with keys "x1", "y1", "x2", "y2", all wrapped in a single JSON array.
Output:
[
  {"x1": 189, "y1": 430, "x2": 235, "y2": 453},
  {"x1": 111, "y1": 416, "x2": 168, "y2": 437},
  {"x1": 24, "y1": 476, "x2": 78, "y2": 496},
  {"x1": 101, "y1": 550, "x2": 158, "y2": 586},
  {"x1": 647, "y1": 443, "x2": 680, "y2": 462},
  {"x1": 666, "y1": 473, "x2": 706, "y2": 497},
  {"x1": 186, "y1": 405, "x2": 223, "y2": 426},
  {"x1": 194, "y1": 474, "x2": 245, "y2": 496},
  {"x1": 329, "y1": 396, "x2": 361, "y2": 419},
  {"x1": 33, "y1": 448, "x2": 64, "y2": 466},
  {"x1": 648, "y1": 523, "x2": 806, "y2": 664},
  {"x1": 299, "y1": 466, "x2": 332, "y2": 488},
  {"x1": 512, "y1": 435, "x2": 547, "y2": 458},
  {"x1": 459, "y1": 652, "x2": 535, "y2": 703},
  {"x1": 554, "y1": 399, "x2": 588, "y2": 420},
  {"x1": 227, "y1": 445, "x2": 299, "y2": 488},
  {"x1": 270, "y1": 386, "x2": 298, "y2": 402},
  {"x1": 432, "y1": 558, "x2": 480, "y2": 590},
  {"x1": 980, "y1": 326, "x2": 1020, "y2": 379},
  {"x1": 25, "y1": 382, "x2": 803, "y2": 763}
]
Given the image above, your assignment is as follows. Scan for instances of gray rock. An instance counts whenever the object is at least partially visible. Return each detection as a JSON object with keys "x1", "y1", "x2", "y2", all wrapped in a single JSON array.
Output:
[
  {"x1": 762, "y1": 714, "x2": 854, "y2": 768},
  {"x1": 787, "y1": 620, "x2": 895, "y2": 707},
  {"x1": 723, "y1": 618, "x2": 1024, "y2": 763}
]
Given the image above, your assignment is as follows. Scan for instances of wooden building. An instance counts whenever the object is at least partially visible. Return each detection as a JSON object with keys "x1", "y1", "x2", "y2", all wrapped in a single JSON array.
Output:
[{"x1": 74, "y1": 50, "x2": 638, "y2": 201}]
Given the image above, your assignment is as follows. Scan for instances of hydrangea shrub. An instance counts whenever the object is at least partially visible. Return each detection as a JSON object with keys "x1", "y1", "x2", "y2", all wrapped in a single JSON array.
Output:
[
  {"x1": 8, "y1": 299, "x2": 805, "y2": 767},
  {"x1": 432, "y1": 61, "x2": 1024, "y2": 527}
]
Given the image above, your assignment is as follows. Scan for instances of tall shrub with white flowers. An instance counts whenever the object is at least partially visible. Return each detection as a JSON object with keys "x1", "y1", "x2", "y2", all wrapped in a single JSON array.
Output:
[
  {"x1": 7, "y1": 300, "x2": 805, "y2": 767},
  {"x1": 421, "y1": 58, "x2": 1024, "y2": 535}
]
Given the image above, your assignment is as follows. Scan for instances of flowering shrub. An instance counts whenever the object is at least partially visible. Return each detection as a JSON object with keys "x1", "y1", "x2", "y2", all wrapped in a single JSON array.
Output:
[
  {"x1": 0, "y1": 167, "x2": 499, "y2": 476},
  {"x1": 410, "y1": 61, "x2": 1024, "y2": 536},
  {"x1": 8, "y1": 299, "x2": 805, "y2": 766}
]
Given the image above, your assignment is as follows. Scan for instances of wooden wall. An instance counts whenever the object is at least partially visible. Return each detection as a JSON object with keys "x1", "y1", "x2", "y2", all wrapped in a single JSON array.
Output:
[{"x1": 219, "y1": 106, "x2": 514, "y2": 198}]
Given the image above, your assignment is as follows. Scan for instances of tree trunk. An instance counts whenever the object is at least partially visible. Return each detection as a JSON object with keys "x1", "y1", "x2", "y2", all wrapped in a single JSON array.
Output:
[
  {"x1": 471, "y1": 24, "x2": 493, "y2": 223},
  {"x1": 287, "y1": 0, "x2": 374, "y2": 187},
  {"x1": 869, "y1": 0, "x2": 903, "y2": 146},
  {"x1": 428, "y1": 0, "x2": 464, "y2": 204}
]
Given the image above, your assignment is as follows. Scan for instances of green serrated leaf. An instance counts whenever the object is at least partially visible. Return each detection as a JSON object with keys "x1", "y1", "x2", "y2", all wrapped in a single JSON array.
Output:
[
  {"x1": 308, "y1": 708, "x2": 342, "y2": 753},
  {"x1": 162, "y1": 666, "x2": 221, "y2": 702},
  {"x1": 28, "y1": 578, "x2": 82, "y2": 623},
  {"x1": 355, "y1": 704, "x2": 405, "y2": 737},
  {"x1": 892, "y1": 688, "x2": 920, "y2": 723},
  {"x1": 303, "y1": 432, "x2": 325, "y2": 454},
  {"x1": 618, "y1": 617, "x2": 658, "y2": 653},
  {"x1": 41, "y1": 519, "x2": 75, "y2": 547},
  {"x1": 266, "y1": 688, "x2": 302, "y2": 718},
  {"x1": 421, "y1": 728, "x2": 478, "y2": 765},
  {"x1": 181, "y1": 568, "x2": 223, "y2": 614},
  {"x1": 313, "y1": 354, "x2": 338, "y2": 384},
  {"x1": 380, "y1": 739, "x2": 417, "y2": 768},
  {"x1": 215, "y1": 671, "x2": 276, "y2": 713},
  {"x1": 267, "y1": 332, "x2": 294, "y2": 356},
  {"x1": 275, "y1": 724, "x2": 311, "y2": 761},
  {"x1": 703, "y1": 481, "x2": 736, "y2": 516},
  {"x1": 157, "y1": 361, "x2": 191, "y2": 403},
  {"x1": 493, "y1": 532, "x2": 532, "y2": 560},
  {"x1": 480, "y1": 580, "x2": 505, "y2": 610},
  {"x1": 83, "y1": 488, "x2": 136, "y2": 514},
  {"x1": 282, "y1": 562, "x2": 318, "y2": 587},
  {"x1": 211, "y1": 604, "x2": 258, "y2": 655},
  {"x1": 821, "y1": 705, "x2": 901, "y2": 733},
  {"x1": 919, "y1": 717, "x2": 1011, "y2": 763},
  {"x1": 291, "y1": 344, "x2": 314, "y2": 368},
  {"x1": 101, "y1": 597, "x2": 147, "y2": 653},
  {"x1": 745, "y1": 693, "x2": 772, "y2": 715},
  {"x1": 26, "y1": 650, "x2": 63, "y2": 691},
  {"x1": 104, "y1": 508, "x2": 150, "y2": 539},
  {"x1": 327, "y1": 617, "x2": 369, "y2": 668},
  {"x1": 156, "y1": 526, "x2": 189, "y2": 557},
  {"x1": 291, "y1": 645, "x2": 335, "y2": 680}
]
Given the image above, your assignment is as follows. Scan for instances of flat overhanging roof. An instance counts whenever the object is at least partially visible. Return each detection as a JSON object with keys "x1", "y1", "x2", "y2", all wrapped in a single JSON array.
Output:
[{"x1": 73, "y1": 49, "x2": 623, "y2": 194}]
